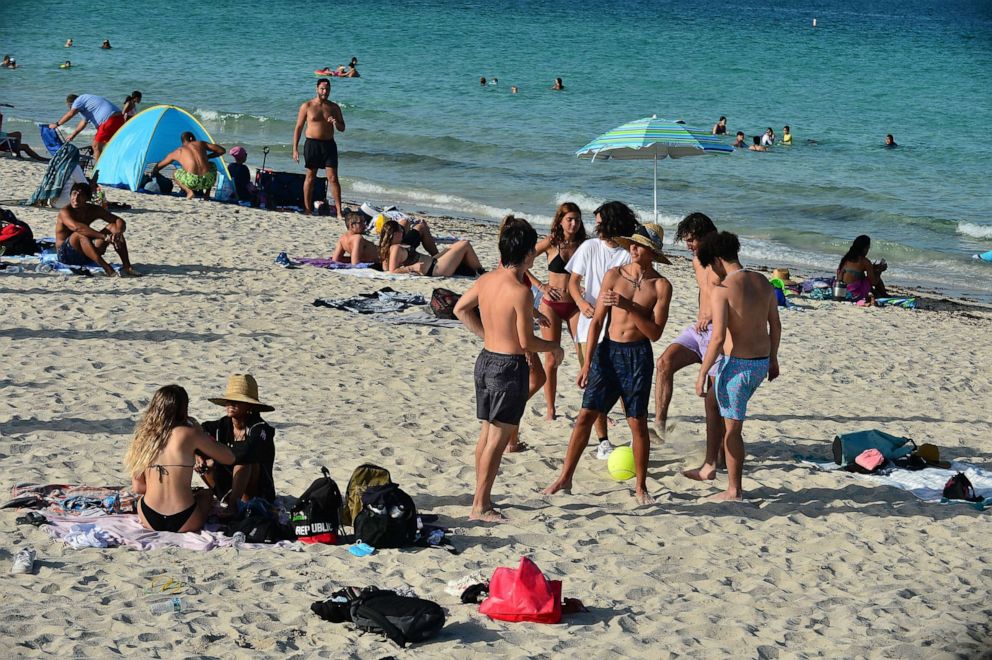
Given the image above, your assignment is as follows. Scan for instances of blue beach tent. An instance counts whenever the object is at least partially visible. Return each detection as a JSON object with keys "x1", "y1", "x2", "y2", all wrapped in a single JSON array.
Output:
[{"x1": 94, "y1": 105, "x2": 234, "y2": 200}]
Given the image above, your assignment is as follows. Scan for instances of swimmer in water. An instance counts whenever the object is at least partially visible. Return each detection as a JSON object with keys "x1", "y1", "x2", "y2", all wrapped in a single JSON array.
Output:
[
  {"x1": 480, "y1": 76, "x2": 487, "y2": 86},
  {"x1": 552, "y1": 77, "x2": 564, "y2": 90},
  {"x1": 712, "y1": 116, "x2": 727, "y2": 135},
  {"x1": 782, "y1": 125, "x2": 792, "y2": 145},
  {"x1": 60, "y1": 60, "x2": 72, "y2": 69},
  {"x1": 884, "y1": 134, "x2": 897, "y2": 148},
  {"x1": 65, "y1": 38, "x2": 73, "y2": 48},
  {"x1": 733, "y1": 131, "x2": 747, "y2": 149}
]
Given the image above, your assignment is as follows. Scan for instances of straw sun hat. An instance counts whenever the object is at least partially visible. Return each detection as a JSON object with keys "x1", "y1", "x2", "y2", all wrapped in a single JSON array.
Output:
[
  {"x1": 615, "y1": 223, "x2": 672, "y2": 265},
  {"x1": 208, "y1": 374, "x2": 274, "y2": 412},
  {"x1": 772, "y1": 268, "x2": 797, "y2": 284}
]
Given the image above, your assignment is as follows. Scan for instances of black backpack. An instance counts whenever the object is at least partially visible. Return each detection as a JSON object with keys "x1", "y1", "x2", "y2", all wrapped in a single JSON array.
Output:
[
  {"x1": 350, "y1": 589, "x2": 445, "y2": 648},
  {"x1": 291, "y1": 467, "x2": 342, "y2": 544},
  {"x1": 0, "y1": 208, "x2": 38, "y2": 256},
  {"x1": 943, "y1": 473, "x2": 985, "y2": 503},
  {"x1": 353, "y1": 483, "x2": 417, "y2": 548},
  {"x1": 225, "y1": 514, "x2": 294, "y2": 544}
]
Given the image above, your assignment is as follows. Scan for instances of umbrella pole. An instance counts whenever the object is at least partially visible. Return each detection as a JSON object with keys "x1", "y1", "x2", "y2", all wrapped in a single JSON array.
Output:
[{"x1": 653, "y1": 154, "x2": 658, "y2": 223}]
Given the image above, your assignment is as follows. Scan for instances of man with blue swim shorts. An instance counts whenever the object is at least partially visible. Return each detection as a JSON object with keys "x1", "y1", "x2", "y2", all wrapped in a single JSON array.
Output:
[
  {"x1": 689, "y1": 231, "x2": 780, "y2": 501},
  {"x1": 545, "y1": 223, "x2": 673, "y2": 506}
]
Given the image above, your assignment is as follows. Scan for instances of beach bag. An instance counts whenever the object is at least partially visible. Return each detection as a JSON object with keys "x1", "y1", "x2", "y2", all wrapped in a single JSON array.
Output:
[
  {"x1": 832, "y1": 430, "x2": 915, "y2": 466},
  {"x1": 291, "y1": 466, "x2": 342, "y2": 544},
  {"x1": 139, "y1": 171, "x2": 174, "y2": 195},
  {"x1": 226, "y1": 514, "x2": 293, "y2": 544},
  {"x1": 429, "y1": 288, "x2": 460, "y2": 320},
  {"x1": 943, "y1": 473, "x2": 984, "y2": 503},
  {"x1": 479, "y1": 556, "x2": 563, "y2": 624},
  {"x1": 342, "y1": 463, "x2": 392, "y2": 527},
  {"x1": 311, "y1": 586, "x2": 366, "y2": 623},
  {"x1": 349, "y1": 589, "x2": 445, "y2": 648},
  {"x1": 353, "y1": 483, "x2": 417, "y2": 548},
  {"x1": 0, "y1": 209, "x2": 37, "y2": 256}
]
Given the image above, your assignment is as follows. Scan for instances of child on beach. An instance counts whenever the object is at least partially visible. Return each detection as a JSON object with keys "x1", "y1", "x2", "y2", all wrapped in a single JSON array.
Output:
[
  {"x1": 125, "y1": 385, "x2": 236, "y2": 533},
  {"x1": 544, "y1": 224, "x2": 673, "y2": 505},
  {"x1": 686, "y1": 231, "x2": 781, "y2": 501},
  {"x1": 454, "y1": 216, "x2": 564, "y2": 522}
]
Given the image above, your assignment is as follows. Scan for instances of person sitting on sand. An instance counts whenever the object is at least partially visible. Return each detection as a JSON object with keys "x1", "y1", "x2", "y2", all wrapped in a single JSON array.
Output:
[
  {"x1": 226, "y1": 145, "x2": 258, "y2": 206},
  {"x1": 686, "y1": 231, "x2": 780, "y2": 501},
  {"x1": 0, "y1": 110, "x2": 49, "y2": 161},
  {"x1": 544, "y1": 224, "x2": 673, "y2": 505},
  {"x1": 332, "y1": 210, "x2": 382, "y2": 265},
  {"x1": 55, "y1": 182, "x2": 139, "y2": 276},
  {"x1": 198, "y1": 374, "x2": 277, "y2": 510},
  {"x1": 836, "y1": 234, "x2": 887, "y2": 299},
  {"x1": 526, "y1": 202, "x2": 588, "y2": 420},
  {"x1": 125, "y1": 385, "x2": 236, "y2": 533},
  {"x1": 379, "y1": 219, "x2": 485, "y2": 276},
  {"x1": 151, "y1": 131, "x2": 226, "y2": 200},
  {"x1": 454, "y1": 216, "x2": 564, "y2": 522}
]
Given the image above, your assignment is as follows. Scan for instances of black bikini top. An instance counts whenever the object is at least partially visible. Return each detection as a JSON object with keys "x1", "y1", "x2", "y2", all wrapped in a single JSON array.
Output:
[{"x1": 548, "y1": 253, "x2": 568, "y2": 274}]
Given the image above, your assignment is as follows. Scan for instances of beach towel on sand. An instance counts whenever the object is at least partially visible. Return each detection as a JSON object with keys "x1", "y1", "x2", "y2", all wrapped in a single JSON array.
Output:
[
  {"x1": 313, "y1": 287, "x2": 426, "y2": 314},
  {"x1": 799, "y1": 457, "x2": 992, "y2": 509}
]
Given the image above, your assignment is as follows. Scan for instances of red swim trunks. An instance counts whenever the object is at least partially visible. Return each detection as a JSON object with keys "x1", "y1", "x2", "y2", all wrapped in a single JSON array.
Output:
[{"x1": 94, "y1": 113, "x2": 125, "y2": 143}]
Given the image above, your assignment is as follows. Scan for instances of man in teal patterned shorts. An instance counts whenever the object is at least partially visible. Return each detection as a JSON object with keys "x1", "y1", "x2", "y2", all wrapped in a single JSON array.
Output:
[{"x1": 151, "y1": 131, "x2": 226, "y2": 200}]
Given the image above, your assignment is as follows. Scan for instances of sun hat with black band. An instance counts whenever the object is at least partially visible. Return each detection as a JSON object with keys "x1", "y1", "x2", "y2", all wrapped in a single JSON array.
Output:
[
  {"x1": 208, "y1": 374, "x2": 274, "y2": 412},
  {"x1": 614, "y1": 223, "x2": 672, "y2": 265}
]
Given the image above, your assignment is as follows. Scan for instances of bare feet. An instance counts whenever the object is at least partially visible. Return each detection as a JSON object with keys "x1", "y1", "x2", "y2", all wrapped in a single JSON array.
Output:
[
  {"x1": 542, "y1": 479, "x2": 571, "y2": 496},
  {"x1": 708, "y1": 490, "x2": 743, "y2": 502},
  {"x1": 635, "y1": 489, "x2": 656, "y2": 506},
  {"x1": 469, "y1": 508, "x2": 508, "y2": 523},
  {"x1": 506, "y1": 440, "x2": 530, "y2": 453},
  {"x1": 682, "y1": 465, "x2": 717, "y2": 481},
  {"x1": 122, "y1": 267, "x2": 142, "y2": 277},
  {"x1": 545, "y1": 408, "x2": 556, "y2": 421}
]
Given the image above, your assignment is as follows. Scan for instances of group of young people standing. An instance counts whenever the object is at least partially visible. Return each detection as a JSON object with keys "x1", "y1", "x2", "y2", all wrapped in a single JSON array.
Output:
[{"x1": 455, "y1": 203, "x2": 781, "y2": 522}]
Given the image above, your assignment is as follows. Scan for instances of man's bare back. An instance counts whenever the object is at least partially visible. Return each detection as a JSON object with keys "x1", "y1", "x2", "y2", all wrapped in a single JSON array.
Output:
[
  {"x1": 716, "y1": 269, "x2": 776, "y2": 358},
  {"x1": 171, "y1": 140, "x2": 220, "y2": 175},
  {"x1": 476, "y1": 269, "x2": 532, "y2": 354},
  {"x1": 333, "y1": 233, "x2": 378, "y2": 264}
]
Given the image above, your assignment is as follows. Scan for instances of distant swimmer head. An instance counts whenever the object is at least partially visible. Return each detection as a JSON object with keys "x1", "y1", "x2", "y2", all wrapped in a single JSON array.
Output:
[
  {"x1": 65, "y1": 38, "x2": 73, "y2": 47},
  {"x1": 101, "y1": 39, "x2": 111, "y2": 49},
  {"x1": 61, "y1": 60, "x2": 71, "y2": 68},
  {"x1": 885, "y1": 134, "x2": 897, "y2": 147},
  {"x1": 480, "y1": 76, "x2": 487, "y2": 86},
  {"x1": 553, "y1": 77, "x2": 564, "y2": 90},
  {"x1": 511, "y1": 86, "x2": 518, "y2": 94}
]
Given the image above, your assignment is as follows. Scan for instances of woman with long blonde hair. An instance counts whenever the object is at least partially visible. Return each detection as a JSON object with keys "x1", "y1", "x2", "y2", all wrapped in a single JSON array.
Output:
[
  {"x1": 379, "y1": 219, "x2": 486, "y2": 277},
  {"x1": 125, "y1": 385, "x2": 235, "y2": 533}
]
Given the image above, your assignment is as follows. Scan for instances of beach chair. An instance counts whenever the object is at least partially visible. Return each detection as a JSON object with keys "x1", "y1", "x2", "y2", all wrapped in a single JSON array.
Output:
[
  {"x1": 0, "y1": 113, "x2": 18, "y2": 155},
  {"x1": 37, "y1": 123, "x2": 93, "y2": 172}
]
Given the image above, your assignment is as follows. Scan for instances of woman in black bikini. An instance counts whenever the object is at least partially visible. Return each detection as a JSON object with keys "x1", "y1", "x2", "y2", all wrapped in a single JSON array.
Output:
[
  {"x1": 527, "y1": 202, "x2": 588, "y2": 420},
  {"x1": 124, "y1": 385, "x2": 235, "y2": 533},
  {"x1": 379, "y1": 220, "x2": 485, "y2": 276}
]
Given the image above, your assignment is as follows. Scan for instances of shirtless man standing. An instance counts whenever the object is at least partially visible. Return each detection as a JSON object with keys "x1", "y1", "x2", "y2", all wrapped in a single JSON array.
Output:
[
  {"x1": 292, "y1": 78, "x2": 346, "y2": 218},
  {"x1": 331, "y1": 211, "x2": 380, "y2": 265},
  {"x1": 689, "y1": 231, "x2": 781, "y2": 501},
  {"x1": 544, "y1": 224, "x2": 673, "y2": 505},
  {"x1": 454, "y1": 216, "x2": 564, "y2": 523},
  {"x1": 54, "y1": 182, "x2": 138, "y2": 276},
  {"x1": 655, "y1": 212, "x2": 718, "y2": 437},
  {"x1": 151, "y1": 132, "x2": 226, "y2": 200}
]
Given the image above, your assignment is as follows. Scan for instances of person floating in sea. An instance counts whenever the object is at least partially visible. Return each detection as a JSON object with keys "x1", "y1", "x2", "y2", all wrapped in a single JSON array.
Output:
[
  {"x1": 688, "y1": 231, "x2": 780, "y2": 501},
  {"x1": 885, "y1": 134, "x2": 897, "y2": 148},
  {"x1": 60, "y1": 60, "x2": 71, "y2": 69},
  {"x1": 655, "y1": 213, "x2": 719, "y2": 439},
  {"x1": 126, "y1": 385, "x2": 236, "y2": 533},
  {"x1": 454, "y1": 216, "x2": 564, "y2": 522},
  {"x1": 50, "y1": 92, "x2": 125, "y2": 160},
  {"x1": 712, "y1": 116, "x2": 727, "y2": 135},
  {"x1": 101, "y1": 39, "x2": 112, "y2": 49},
  {"x1": 55, "y1": 182, "x2": 139, "y2": 276},
  {"x1": 552, "y1": 77, "x2": 564, "y2": 90},
  {"x1": 343, "y1": 63, "x2": 360, "y2": 78},
  {"x1": 151, "y1": 131, "x2": 226, "y2": 200},
  {"x1": 836, "y1": 234, "x2": 887, "y2": 300},
  {"x1": 782, "y1": 125, "x2": 792, "y2": 145},
  {"x1": 544, "y1": 223, "x2": 673, "y2": 505},
  {"x1": 65, "y1": 38, "x2": 73, "y2": 48},
  {"x1": 292, "y1": 78, "x2": 345, "y2": 218},
  {"x1": 480, "y1": 76, "x2": 487, "y2": 86}
]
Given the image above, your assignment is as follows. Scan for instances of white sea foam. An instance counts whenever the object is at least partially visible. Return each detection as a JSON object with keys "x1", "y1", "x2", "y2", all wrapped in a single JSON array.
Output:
[
  {"x1": 554, "y1": 191, "x2": 682, "y2": 227},
  {"x1": 957, "y1": 222, "x2": 992, "y2": 239},
  {"x1": 193, "y1": 109, "x2": 270, "y2": 123}
]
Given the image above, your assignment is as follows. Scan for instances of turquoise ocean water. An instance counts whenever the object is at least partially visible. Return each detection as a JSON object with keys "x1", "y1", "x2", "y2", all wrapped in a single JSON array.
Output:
[{"x1": 2, "y1": 0, "x2": 990, "y2": 299}]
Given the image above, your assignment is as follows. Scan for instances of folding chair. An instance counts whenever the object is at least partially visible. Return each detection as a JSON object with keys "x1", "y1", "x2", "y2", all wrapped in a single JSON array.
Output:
[{"x1": 37, "y1": 123, "x2": 94, "y2": 172}]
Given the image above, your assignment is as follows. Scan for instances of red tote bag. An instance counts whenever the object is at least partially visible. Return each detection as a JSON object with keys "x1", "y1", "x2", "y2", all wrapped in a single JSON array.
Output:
[{"x1": 479, "y1": 556, "x2": 562, "y2": 624}]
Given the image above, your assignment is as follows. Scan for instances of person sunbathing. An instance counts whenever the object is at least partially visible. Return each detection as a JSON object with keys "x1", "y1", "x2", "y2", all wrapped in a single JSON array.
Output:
[
  {"x1": 55, "y1": 182, "x2": 139, "y2": 276},
  {"x1": 837, "y1": 234, "x2": 887, "y2": 299},
  {"x1": 379, "y1": 219, "x2": 485, "y2": 276},
  {"x1": 125, "y1": 385, "x2": 236, "y2": 533},
  {"x1": 198, "y1": 374, "x2": 277, "y2": 510}
]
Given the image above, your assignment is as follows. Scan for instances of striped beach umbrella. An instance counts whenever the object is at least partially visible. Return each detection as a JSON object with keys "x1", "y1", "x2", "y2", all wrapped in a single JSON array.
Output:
[{"x1": 576, "y1": 115, "x2": 734, "y2": 222}]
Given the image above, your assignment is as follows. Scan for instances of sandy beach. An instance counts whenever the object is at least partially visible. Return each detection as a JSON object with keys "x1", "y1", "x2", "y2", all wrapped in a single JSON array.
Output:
[{"x1": 1, "y1": 157, "x2": 991, "y2": 657}]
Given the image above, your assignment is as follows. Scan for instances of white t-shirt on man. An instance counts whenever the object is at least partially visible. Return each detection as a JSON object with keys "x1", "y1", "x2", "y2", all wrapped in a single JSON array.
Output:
[{"x1": 566, "y1": 238, "x2": 632, "y2": 343}]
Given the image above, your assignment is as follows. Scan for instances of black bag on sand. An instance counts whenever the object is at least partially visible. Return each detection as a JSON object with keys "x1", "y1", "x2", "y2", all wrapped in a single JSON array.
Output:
[
  {"x1": 311, "y1": 586, "x2": 366, "y2": 623},
  {"x1": 943, "y1": 473, "x2": 985, "y2": 503},
  {"x1": 291, "y1": 466, "x2": 342, "y2": 544},
  {"x1": 0, "y1": 208, "x2": 38, "y2": 256},
  {"x1": 350, "y1": 589, "x2": 445, "y2": 648},
  {"x1": 353, "y1": 483, "x2": 417, "y2": 548},
  {"x1": 225, "y1": 514, "x2": 294, "y2": 544},
  {"x1": 429, "y1": 288, "x2": 460, "y2": 319},
  {"x1": 342, "y1": 463, "x2": 392, "y2": 527}
]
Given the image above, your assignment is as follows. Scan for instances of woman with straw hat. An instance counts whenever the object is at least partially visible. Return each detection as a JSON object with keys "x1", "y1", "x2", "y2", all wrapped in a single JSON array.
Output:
[
  {"x1": 198, "y1": 374, "x2": 278, "y2": 510},
  {"x1": 125, "y1": 385, "x2": 236, "y2": 533}
]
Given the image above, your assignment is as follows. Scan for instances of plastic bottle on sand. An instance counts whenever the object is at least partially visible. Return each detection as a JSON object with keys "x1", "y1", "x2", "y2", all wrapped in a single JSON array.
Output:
[{"x1": 148, "y1": 597, "x2": 186, "y2": 614}]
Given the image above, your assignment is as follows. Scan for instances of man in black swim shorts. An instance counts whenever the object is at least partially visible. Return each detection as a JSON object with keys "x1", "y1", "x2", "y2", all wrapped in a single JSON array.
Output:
[
  {"x1": 292, "y1": 78, "x2": 346, "y2": 218},
  {"x1": 454, "y1": 216, "x2": 564, "y2": 523}
]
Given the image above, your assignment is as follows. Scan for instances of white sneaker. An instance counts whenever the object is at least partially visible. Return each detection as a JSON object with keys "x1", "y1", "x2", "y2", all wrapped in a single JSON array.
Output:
[
  {"x1": 596, "y1": 440, "x2": 614, "y2": 460},
  {"x1": 10, "y1": 547, "x2": 35, "y2": 575}
]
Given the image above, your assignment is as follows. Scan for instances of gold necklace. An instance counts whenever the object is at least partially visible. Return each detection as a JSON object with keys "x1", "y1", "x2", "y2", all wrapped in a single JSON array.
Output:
[{"x1": 619, "y1": 266, "x2": 644, "y2": 291}]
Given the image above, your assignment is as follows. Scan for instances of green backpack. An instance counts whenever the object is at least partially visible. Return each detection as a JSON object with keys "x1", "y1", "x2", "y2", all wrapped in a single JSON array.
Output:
[{"x1": 342, "y1": 463, "x2": 392, "y2": 527}]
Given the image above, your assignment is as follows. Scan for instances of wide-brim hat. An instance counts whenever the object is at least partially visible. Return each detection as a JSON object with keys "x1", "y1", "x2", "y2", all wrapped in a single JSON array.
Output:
[
  {"x1": 615, "y1": 223, "x2": 672, "y2": 265},
  {"x1": 209, "y1": 374, "x2": 274, "y2": 412},
  {"x1": 913, "y1": 443, "x2": 951, "y2": 469}
]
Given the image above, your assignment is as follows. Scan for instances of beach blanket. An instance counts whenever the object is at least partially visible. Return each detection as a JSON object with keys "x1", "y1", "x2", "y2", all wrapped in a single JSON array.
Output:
[
  {"x1": 295, "y1": 256, "x2": 373, "y2": 270},
  {"x1": 313, "y1": 287, "x2": 426, "y2": 314},
  {"x1": 2, "y1": 249, "x2": 122, "y2": 275},
  {"x1": 873, "y1": 297, "x2": 918, "y2": 309},
  {"x1": 799, "y1": 457, "x2": 991, "y2": 509},
  {"x1": 41, "y1": 513, "x2": 299, "y2": 551}
]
